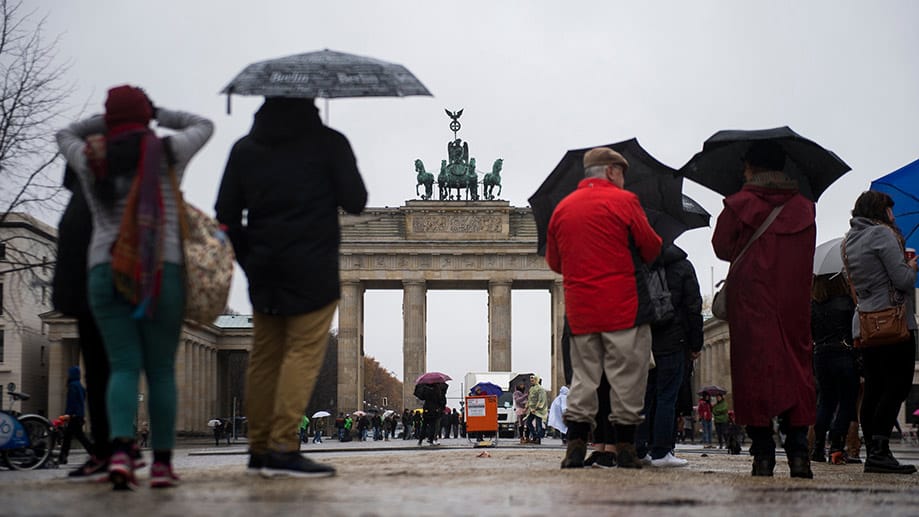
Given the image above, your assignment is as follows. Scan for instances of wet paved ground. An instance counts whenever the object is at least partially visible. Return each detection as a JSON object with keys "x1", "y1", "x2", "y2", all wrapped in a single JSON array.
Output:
[{"x1": 4, "y1": 436, "x2": 919, "y2": 516}]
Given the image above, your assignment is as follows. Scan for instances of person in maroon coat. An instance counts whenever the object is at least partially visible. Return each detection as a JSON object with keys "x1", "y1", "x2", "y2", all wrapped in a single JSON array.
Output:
[{"x1": 711, "y1": 141, "x2": 816, "y2": 479}]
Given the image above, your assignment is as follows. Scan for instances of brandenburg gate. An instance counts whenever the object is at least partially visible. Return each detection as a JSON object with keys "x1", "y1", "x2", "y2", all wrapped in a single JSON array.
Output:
[{"x1": 336, "y1": 200, "x2": 564, "y2": 412}]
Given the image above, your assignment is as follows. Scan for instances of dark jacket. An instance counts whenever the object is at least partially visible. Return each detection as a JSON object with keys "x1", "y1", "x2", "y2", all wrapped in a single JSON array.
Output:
[
  {"x1": 415, "y1": 382, "x2": 448, "y2": 412},
  {"x1": 215, "y1": 99, "x2": 367, "y2": 315},
  {"x1": 64, "y1": 366, "x2": 86, "y2": 417},
  {"x1": 650, "y1": 244, "x2": 704, "y2": 356},
  {"x1": 52, "y1": 167, "x2": 92, "y2": 317}
]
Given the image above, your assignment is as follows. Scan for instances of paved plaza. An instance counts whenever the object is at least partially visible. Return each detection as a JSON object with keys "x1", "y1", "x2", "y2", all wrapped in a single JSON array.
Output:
[{"x1": 3, "y1": 436, "x2": 919, "y2": 516}]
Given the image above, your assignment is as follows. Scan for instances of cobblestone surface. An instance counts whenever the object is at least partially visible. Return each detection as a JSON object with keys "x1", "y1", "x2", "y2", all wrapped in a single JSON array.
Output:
[{"x1": 4, "y1": 438, "x2": 919, "y2": 516}]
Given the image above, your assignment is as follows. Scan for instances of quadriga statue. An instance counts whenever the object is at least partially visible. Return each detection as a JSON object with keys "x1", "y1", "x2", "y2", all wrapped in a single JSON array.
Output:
[
  {"x1": 483, "y1": 158, "x2": 503, "y2": 200},
  {"x1": 414, "y1": 159, "x2": 435, "y2": 200}
]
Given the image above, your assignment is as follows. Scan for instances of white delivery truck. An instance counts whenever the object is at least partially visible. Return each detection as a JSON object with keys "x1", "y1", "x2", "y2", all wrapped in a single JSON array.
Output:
[{"x1": 463, "y1": 371, "x2": 525, "y2": 438}]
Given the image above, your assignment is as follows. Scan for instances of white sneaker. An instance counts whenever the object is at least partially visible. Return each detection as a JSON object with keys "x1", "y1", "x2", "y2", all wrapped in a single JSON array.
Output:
[
  {"x1": 639, "y1": 454, "x2": 653, "y2": 466},
  {"x1": 650, "y1": 452, "x2": 689, "y2": 468}
]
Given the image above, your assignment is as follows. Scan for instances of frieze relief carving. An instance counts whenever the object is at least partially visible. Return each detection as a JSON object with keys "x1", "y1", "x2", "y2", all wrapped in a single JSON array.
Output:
[
  {"x1": 340, "y1": 253, "x2": 549, "y2": 271},
  {"x1": 412, "y1": 214, "x2": 502, "y2": 233}
]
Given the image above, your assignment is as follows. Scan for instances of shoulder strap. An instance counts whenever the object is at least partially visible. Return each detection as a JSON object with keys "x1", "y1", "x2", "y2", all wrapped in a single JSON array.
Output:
[{"x1": 728, "y1": 204, "x2": 785, "y2": 273}]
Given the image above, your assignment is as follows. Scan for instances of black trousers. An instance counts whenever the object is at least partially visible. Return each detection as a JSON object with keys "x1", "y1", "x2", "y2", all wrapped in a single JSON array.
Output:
[
  {"x1": 59, "y1": 415, "x2": 93, "y2": 461},
  {"x1": 861, "y1": 337, "x2": 916, "y2": 441},
  {"x1": 747, "y1": 412, "x2": 808, "y2": 459},
  {"x1": 77, "y1": 315, "x2": 110, "y2": 459}
]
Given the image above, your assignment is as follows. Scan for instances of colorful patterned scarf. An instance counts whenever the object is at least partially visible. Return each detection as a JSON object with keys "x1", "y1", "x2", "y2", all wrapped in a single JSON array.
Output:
[{"x1": 109, "y1": 130, "x2": 165, "y2": 319}]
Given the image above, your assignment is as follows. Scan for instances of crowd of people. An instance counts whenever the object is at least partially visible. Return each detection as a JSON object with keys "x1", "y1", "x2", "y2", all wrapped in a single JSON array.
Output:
[{"x1": 47, "y1": 84, "x2": 916, "y2": 493}]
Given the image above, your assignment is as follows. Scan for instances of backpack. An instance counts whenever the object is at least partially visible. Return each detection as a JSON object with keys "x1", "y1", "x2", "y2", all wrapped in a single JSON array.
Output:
[{"x1": 647, "y1": 264, "x2": 675, "y2": 326}]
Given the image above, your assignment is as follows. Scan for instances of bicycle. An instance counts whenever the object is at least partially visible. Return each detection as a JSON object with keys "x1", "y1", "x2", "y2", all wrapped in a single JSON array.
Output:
[{"x1": 0, "y1": 382, "x2": 55, "y2": 470}]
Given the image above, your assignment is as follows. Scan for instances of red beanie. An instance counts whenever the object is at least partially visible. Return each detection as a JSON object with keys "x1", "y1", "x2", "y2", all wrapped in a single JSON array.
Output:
[{"x1": 104, "y1": 85, "x2": 152, "y2": 128}]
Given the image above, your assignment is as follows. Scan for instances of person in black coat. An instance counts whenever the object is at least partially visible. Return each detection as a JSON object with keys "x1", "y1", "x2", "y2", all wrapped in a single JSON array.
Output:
[
  {"x1": 635, "y1": 244, "x2": 704, "y2": 467},
  {"x1": 216, "y1": 97, "x2": 367, "y2": 477},
  {"x1": 414, "y1": 382, "x2": 447, "y2": 446},
  {"x1": 51, "y1": 167, "x2": 112, "y2": 480}
]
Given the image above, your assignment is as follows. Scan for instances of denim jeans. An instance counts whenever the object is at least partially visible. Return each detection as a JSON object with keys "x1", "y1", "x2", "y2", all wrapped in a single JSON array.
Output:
[
  {"x1": 526, "y1": 414, "x2": 544, "y2": 439},
  {"x1": 635, "y1": 351, "x2": 685, "y2": 459},
  {"x1": 701, "y1": 420, "x2": 713, "y2": 444}
]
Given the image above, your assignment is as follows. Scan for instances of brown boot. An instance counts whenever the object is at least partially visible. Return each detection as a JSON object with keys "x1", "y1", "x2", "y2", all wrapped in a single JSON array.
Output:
[
  {"x1": 561, "y1": 438, "x2": 587, "y2": 469},
  {"x1": 615, "y1": 443, "x2": 642, "y2": 469}
]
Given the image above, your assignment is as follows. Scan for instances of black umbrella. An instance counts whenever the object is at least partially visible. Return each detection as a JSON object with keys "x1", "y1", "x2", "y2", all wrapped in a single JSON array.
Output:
[
  {"x1": 645, "y1": 195, "x2": 712, "y2": 245},
  {"x1": 220, "y1": 48, "x2": 432, "y2": 113},
  {"x1": 678, "y1": 126, "x2": 850, "y2": 201},
  {"x1": 529, "y1": 138, "x2": 709, "y2": 255}
]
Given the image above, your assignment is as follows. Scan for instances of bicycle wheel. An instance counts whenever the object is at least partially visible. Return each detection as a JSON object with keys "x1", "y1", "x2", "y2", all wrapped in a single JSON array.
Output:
[{"x1": 2, "y1": 415, "x2": 53, "y2": 470}]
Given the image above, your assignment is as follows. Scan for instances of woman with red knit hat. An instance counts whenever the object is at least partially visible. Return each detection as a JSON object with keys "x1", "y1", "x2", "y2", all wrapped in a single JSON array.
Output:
[{"x1": 56, "y1": 85, "x2": 213, "y2": 490}]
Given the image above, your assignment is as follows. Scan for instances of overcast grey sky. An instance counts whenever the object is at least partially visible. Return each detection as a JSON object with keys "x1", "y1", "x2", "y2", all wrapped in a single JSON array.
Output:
[{"x1": 37, "y1": 1, "x2": 919, "y2": 402}]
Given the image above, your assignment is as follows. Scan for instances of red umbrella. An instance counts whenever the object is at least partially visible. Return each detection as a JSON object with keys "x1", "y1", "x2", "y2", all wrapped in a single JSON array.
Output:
[{"x1": 415, "y1": 371, "x2": 451, "y2": 384}]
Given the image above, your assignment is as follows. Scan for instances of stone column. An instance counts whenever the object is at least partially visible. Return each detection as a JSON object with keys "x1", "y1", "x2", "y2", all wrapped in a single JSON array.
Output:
[
  {"x1": 175, "y1": 340, "x2": 187, "y2": 433},
  {"x1": 487, "y1": 279, "x2": 512, "y2": 371},
  {"x1": 184, "y1": 340, "x2": 193, "y2": 433},
  {"x1": 194, "y1": 343, "x2": 202, "y2": 432},
  {"x1": 402, "y1": 279, "x2": 427, "y2": 410},
  {"x1": 549, "y1": 280, "x2": 566, "y2": 395},
  {"x1": 337, "y1": 280, "x2": 364, "y2": 414},
  {"x1": 46, "y1": 337, "x2": 67, "y2": 421}
]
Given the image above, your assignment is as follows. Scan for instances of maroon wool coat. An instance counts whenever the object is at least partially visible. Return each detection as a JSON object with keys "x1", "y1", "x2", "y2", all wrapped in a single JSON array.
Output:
[{"x1": 712, "y1": 184, "x2": 816, "y2": 427}]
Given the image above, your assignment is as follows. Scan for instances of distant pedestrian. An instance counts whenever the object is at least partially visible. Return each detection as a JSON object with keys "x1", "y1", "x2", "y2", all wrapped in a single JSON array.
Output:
[
  {"x1": 313, "y1": 419, "x2": 323, "y2": 444},
  {"x1": 299, "y1": 415, "x2": 310, "y2": 444},
  {"x1": 513, "y1": 383, "x2": 529, "y2": 443},
  {"x1": 548, "y1": 386, "x2": 569, "y2": 440},
  {"x1": 342, "y1": 415, "x2": 353, "y2": 442},
  {"x1": 698, "y1": 394, "x2": 713, "y2": 447},
  {"x1": 414, "y1": 382, "x2": 448, "y2": 446},
  {"x1": 58, "y1": 366, "x2": 93, "y2": 465},
  {"x1": 546, "y1": 147, "x2": 662, "y2": 469},
  {"x1": 712, "y1": 394, "x2": 729, "y2": 449},
  {"x1": 402, "y1": 409, "x2": 413, "y2": 440},
  {"x1": 213, "y1": 419, "x2": 225, "y2": 447},
  {"x1": 335, "y1": 413, "x2": 345, "y2": 441},
  {"x1": 139, "y1": 423, "x2": 149, "y2": 449},
  {"x1": 526, "y1": 375, "x2": 548, "y2": 444},
  {"x1": 450, "y1": 409, "x2": 460, "y2": 439}
]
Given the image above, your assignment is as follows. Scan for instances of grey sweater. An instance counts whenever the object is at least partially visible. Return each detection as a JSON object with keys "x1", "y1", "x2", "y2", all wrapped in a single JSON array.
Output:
[
  {"x1": 843, "y1": 216, "x2": 917, "y2": 333},
  {"x1": 56, "y1": 109, "x2": 214, "y2": 269}
]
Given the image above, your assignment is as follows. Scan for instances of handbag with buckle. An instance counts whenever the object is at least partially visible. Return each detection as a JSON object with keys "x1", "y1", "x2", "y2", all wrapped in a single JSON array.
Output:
[{"x1": 841, "y1": 233, "x2": 910, "y2": 347}]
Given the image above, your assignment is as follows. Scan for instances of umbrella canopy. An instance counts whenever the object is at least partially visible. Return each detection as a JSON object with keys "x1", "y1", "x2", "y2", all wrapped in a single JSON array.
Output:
[
  {"x1": 415, "y1": 371, "x2": 451, "y2": 385},
  {"x1": 698, "y1": 385, "x2": 728, "y2": 396},
  {"x1": 382, "y1": 409, "x2": 395, "y2": 419},
  {"x1": 311, "y1": 410, "x2": 331, "y2": 419},
  {"x1": 469, "y1": 382, "x2": 503, "y2": 397},
  {"x1": 529, "y1": 138, "x2": 707, "y2": 255},
  {"x1": 871, "y1": 157, "x2": 919, "y2": 286},
  {"x1": 222, "y1": 48, "x2": 432, "y2": 100},
  {"x1": 207, "y1": 419, "x2": 222, "y2": 428},
  {"x1": 352, "y1": 410, "x2": 366, "y2": 417},
  {"x1": 645, "y1": 195, "x2": 712, "y2": 245},
  {"x1": 814, "y1": 237, "x2": 844, "y2": 276},
  {"x1": 913, "y1": 408, "x2": 919, "y2": 417},
  {"x1": 679, "y1": 126, "x2": 850, "y2": 202}
]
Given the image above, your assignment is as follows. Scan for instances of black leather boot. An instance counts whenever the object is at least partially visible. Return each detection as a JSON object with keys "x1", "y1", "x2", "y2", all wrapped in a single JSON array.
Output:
[
  {"x1": 561, "y1": 422, "x2": 589, "y2": 469},
  {"x1": 751, "y1": 455, "x2": 776, "y2": 477},
  {"x1": 865, "y1": 437, "x2": 917, "y2": 474},
  {"x1": 789, "y1": 456, "x2": 814, "y2": 479}
]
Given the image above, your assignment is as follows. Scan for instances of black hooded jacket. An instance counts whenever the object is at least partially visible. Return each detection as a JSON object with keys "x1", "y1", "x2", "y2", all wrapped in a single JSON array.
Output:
[
  {"x1": 650, "y1": 244, "x2": 704, "y2": 356},
  {"x1": 215, "y1": 98, "x2": 367, "y2": 315}
]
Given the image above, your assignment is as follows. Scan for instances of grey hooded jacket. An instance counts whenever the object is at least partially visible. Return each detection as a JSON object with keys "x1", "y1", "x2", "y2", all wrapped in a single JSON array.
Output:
[{"x1": 843, "y1": 216, "x2": 917, "y2": 334}]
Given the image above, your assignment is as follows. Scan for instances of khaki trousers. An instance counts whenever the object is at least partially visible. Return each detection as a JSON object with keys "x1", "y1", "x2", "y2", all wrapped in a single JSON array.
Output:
[
  {"x1": 246, "y1": 301, "x2": 338, "y2": 454},
  {"x1": 565, "y1": 325, "x2": 651, "y2": 427}
]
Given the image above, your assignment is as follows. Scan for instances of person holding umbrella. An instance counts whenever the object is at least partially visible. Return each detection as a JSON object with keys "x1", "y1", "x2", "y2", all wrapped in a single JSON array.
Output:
[
  {"x1": 215, "y1": 95, "x2": 367, "y2": 478},
  {"x1": 710, "y1": 141, "x2": 816, "y2": 478}
]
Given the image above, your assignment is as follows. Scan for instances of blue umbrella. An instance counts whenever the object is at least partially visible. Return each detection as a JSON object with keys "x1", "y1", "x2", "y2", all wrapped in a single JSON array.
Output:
[
  {"x1": 469, "y1": 382, "x2": 503, "y2": 397},
  {"x1": 870, "y1": 157, "x2": 919, "y2": 286}
]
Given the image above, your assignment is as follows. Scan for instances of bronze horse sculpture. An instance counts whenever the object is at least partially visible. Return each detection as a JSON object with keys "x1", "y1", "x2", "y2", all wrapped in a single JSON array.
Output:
[
  {"x1": 414, "y1": 159, "x2": 435, "y2": 200},
  {"x1": 483, "y1": 158, "x2": 503, "y2": 200}
]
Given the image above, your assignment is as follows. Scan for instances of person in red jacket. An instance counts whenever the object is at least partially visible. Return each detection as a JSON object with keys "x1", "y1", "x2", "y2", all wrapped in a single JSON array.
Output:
[{"x1": 546, "y1": 147, "x2": 662, "y2": 469}]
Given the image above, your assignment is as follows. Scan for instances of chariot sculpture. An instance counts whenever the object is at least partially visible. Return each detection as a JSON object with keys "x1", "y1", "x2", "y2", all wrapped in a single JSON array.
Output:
[{"x1": 412, "y1": 108, "x2": 503, "y2": 201}]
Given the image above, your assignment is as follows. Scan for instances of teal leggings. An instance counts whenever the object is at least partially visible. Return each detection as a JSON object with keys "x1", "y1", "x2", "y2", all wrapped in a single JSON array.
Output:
[{"x1": 88, "y1": 263, "x2": 184, "y2": 450}]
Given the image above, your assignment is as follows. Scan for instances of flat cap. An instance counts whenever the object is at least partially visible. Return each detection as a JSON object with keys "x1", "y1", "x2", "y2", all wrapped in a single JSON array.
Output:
[{"x1": 583, "y1": 147, "x2": 629, "y2": 171}]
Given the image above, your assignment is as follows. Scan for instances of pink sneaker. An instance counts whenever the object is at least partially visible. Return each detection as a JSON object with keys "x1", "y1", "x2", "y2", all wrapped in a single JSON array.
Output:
[
  {"x1": 150, "y1": 461, "x2": 181, "y2": 488},
  {"x1": 108, "y1": 452, "x2": 137, "y2": 491}
]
